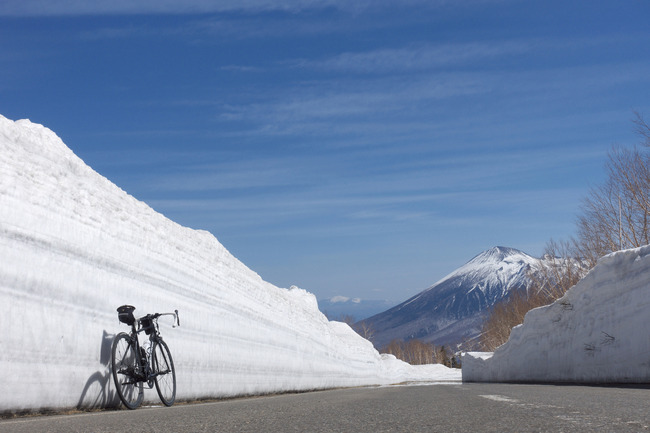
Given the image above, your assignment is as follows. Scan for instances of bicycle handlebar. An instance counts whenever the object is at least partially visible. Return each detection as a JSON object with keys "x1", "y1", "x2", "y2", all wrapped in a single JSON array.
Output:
[{"x1": 136, "y1": 310, "x2": 180, "y2": 328}]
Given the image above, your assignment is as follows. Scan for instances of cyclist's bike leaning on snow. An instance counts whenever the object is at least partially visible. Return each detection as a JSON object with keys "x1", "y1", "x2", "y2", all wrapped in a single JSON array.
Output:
[{"x1": 111, "y1": 305, "x2": 179, "y2": 409}]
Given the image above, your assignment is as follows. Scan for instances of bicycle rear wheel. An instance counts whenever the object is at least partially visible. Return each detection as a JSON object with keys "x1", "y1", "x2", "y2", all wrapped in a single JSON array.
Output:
[
  {"x1": 152, "y1": 340, "x2": 176, "y2": 406},
  {"x1": 111, "y1": 333, "x2": 144, "y2": 410}
]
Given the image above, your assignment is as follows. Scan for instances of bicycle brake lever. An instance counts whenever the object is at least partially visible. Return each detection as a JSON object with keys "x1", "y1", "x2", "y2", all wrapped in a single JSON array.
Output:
[{"x1": 175, "y1": 309, "x2": 180, "y2": 327}]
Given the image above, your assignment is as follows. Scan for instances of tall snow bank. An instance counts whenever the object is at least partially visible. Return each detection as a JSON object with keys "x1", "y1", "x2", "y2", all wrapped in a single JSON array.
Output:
[
  {"x1": 0, "y1": 115, "x2": 459, "y2": 414},
  {"x1": 462, "y1": 246, "x2": 650, "y2": 383}
]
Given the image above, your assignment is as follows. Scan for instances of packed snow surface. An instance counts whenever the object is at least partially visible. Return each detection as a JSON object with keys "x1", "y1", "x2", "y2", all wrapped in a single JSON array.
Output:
[
  {"x1": 463, "y1": 246, "x2": 650, "y2": 383},
  {"x1": 0, "y1": 115, "x2": 459, "y2": 413}
]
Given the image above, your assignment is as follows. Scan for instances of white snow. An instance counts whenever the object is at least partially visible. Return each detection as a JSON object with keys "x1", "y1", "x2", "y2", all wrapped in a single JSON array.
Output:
[
  {"x1": 438, "y1": 246, "x2": 541, "y2": 298},
  {"x1": 0, "y1": 115, "x2": 459, "y2": 414},
  {"x1": 463, "y1": 246, "x2": 650, "y2": 383}
]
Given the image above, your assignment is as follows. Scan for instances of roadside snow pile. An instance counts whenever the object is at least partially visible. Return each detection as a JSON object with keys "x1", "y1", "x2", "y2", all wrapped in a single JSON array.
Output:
[
  {"x1": 0, "y1": 115, "x2": 460, "y2": 414},
  {"x1": 463, "y1": 246, "x2": 650, "y2": 383}
]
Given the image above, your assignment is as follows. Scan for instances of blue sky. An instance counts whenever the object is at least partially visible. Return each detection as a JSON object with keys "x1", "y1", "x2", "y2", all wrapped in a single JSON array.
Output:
[{"x1": 2, "y1": 0, "x2": 649, "y2": 303}]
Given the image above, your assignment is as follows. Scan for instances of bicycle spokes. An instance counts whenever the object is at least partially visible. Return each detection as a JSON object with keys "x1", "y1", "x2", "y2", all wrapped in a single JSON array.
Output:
[
  {"x1": 152, "y1": 341, "x2": 176, "y2": 406},
  {"x1": 111, "y1": 334, "x2": 144, "y2": 410}
]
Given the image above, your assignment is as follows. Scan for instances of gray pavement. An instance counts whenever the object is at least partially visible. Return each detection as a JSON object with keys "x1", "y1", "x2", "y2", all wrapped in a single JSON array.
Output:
[{"x1": 1, "y1": 383, "x2": 648, "y2": 432}]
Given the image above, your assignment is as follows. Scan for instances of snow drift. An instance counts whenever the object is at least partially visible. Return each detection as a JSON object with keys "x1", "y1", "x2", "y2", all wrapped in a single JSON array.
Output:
[
  {"x1": 462, "y1": 246, "x2": 650, "y2": 383},
  {"x1": 0, "y1": 115, "x2": 459, "y2": 414}
]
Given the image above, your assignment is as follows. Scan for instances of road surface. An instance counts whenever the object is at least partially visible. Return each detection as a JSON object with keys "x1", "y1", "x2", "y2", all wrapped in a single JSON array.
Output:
[{"x1": 1, "y1": 383, "x2": 648, "y2": 432}]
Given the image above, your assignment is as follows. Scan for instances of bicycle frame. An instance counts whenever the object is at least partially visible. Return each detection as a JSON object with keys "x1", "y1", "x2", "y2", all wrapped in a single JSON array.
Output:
[{"x1": 127, "y1": 312, "x2": 178, "y2": 386}]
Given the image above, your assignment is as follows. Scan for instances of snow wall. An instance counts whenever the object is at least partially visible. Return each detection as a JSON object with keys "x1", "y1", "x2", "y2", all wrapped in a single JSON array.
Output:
[
  {"x1": 0, "y1": 115, "x2": 458, "y2": 414},
  {"x1": 463, "y1": 246, "x2": 650, "y2": 383}
]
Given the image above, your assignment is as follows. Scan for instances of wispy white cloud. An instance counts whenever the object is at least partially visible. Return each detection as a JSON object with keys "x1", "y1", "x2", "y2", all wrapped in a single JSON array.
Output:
[
  {"x1": 293, "y1": 40, "x2": 533, "y2": 74},
  {"x1": 152, "y1": 156, "x2": 316, "y2": 192},
  {"x1": 216, "y1": 72, "x2": 488, "y2": 133},
  {"x1": 0, "y1": 0, "x2": 512, "y2": 16},
  {"x1": 136, "y1": 138, "x2": 603, "y2": 234},
  {"x1": 211, "y1": 55, "x2": 650, "y2": 149},
  {"x1": 0, "y1": 0, "x2": 324, "y2": 16},
  {"x1": 0, "y1": 0, "x2": 437, "y2": 16},
  {"x1": 78, "y1": 25, "x2": 145, "y2": 40},
  {"x1": 219, "y1": 65, "x2": 262, "y2": 73}
]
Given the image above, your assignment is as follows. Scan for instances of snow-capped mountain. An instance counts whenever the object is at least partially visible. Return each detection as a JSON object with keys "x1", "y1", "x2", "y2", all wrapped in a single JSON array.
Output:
[{"x1": 359, "y1": 246, "x2": 546, "y2": 349}]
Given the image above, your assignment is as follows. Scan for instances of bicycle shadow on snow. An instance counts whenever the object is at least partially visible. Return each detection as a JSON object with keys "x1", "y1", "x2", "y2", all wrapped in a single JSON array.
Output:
[{"x1": 76, "y1": 330, "x2": 121, "y2": 409}]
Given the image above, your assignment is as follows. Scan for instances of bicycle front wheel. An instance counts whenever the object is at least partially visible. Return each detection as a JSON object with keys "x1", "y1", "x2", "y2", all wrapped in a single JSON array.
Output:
[
  {"x1": 111, "y1": 333, "x2": 144, "y2": 410},
  {"x1": 152, "y1": 340, "x2": 176, "y2": 406}
]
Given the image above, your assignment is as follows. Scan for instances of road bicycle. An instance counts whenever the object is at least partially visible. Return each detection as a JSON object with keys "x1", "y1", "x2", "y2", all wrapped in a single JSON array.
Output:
[{"x1": 111, "y1": 305, "x2": 180, "y2": 409}]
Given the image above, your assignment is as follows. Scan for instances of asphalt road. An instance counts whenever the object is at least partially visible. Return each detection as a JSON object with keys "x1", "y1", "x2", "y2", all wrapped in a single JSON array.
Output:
[{"x1": 1, "y1": 383, "x2": 648, "y2": 432}]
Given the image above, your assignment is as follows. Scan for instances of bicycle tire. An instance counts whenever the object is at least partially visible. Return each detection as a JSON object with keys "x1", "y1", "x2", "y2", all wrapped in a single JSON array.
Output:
[
  {"x1": 111, "y1": 333, "x2": 144, "y2": 410},
  {"x1": 152, "y1": 340, "x2": 176, "y2": 406}
]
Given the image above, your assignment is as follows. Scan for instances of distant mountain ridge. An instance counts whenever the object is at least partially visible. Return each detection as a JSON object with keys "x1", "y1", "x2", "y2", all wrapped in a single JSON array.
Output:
[
  {"x1": 358, "y1": 246, "x2": 546, "y2": 349},
  {"x1": 318, "y1": 297, "x2": 397, "y2": 322}
]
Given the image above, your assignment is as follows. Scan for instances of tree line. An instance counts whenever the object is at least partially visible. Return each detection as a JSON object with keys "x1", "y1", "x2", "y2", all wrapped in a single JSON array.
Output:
[{"x1": 382, "y1": 339, "x2": 460, "y2": 368}]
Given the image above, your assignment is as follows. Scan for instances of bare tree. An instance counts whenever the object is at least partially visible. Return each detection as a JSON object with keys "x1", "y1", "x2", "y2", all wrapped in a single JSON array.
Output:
[
  {"x1": 534, "y1": 239, "x2": 589, "y2": 301},
  {"x1": 576, "y1": 142, "x2": 650, "y2": 262},
  {"x1": 633, "y1": 111, "x2": 650, "y2": 147},
  {"x1": 339, "y1": 314, "x2": 356, "y2": 326},
  {"x1": 478, "y1": 288, "x2": 549, "y2": 351},
  {"x1": 355, "y1": 321, "x2": 375, "y2": 341}
]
